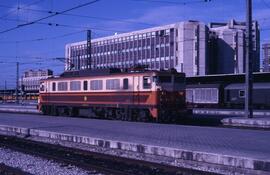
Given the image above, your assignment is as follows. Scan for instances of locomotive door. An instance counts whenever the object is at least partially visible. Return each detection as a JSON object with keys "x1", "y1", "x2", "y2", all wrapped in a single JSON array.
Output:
[{"x1": 133, "y1": 75, "x2": 140, "y2": 106}]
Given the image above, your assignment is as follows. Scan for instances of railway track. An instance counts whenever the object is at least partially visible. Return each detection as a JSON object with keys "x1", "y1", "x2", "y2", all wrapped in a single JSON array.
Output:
[
  {"x1": 0, "y1": 135, "x2": 216, "y2": 175},
  {"x1": 0, "y1": 163, "x2": 32, "y2": 175}
]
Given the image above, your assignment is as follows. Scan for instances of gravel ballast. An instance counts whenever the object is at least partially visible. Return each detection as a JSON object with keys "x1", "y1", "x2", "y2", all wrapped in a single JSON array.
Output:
[{"x1": 0, "y1": 147, "x2": 102, "y2": 175}]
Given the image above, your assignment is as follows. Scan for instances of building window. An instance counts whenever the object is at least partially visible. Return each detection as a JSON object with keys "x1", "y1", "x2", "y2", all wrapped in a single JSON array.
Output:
[
  {"x1": 123, "y1": 78, "x2": 129, "y2": 90},
  {"x1": 90, "y1": 80, "x2": 103, "y2": 90},
  {"x1": 70, "y1": 81, "x2": 81, "y2": 91},
  {"x1": 239, "y1": 90, "x2": 245, "y2": 98},
  {"x1": 106, "y1": 79, "x2": 120, "y2": 90},
  {"x1": 52, "y1": 82, "x2": 56, "y2": 91},
  {"x1": 195, "y1": 41, "x2": 198, "y2": 51},
  {"x1": 143, "y1": 76, "x2": 151, "y2": 89},
  {"x1": 83, "y1": 80, "x2": 88, "y2": 91},
  {"x1": 58, "y1": 82, "x2": 68, "y2": 91}
]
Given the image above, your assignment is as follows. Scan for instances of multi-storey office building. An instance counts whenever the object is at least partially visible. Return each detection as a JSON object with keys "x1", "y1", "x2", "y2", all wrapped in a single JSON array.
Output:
[
  {"x1": 263, "y1": 43, "x2": 270, "y2": 72},
  {"x1": 65, "y1": 21, "x2": 209, "y2": 77},
  {"x1": 209, "y1": 19, "x2": 260, "y2": 73},
  {"x1": 209, "y1": 27, "x2": 245, "y2": 74},
  {"x1": 20, "y1": 69, "x2": 53, "y2": 92}
]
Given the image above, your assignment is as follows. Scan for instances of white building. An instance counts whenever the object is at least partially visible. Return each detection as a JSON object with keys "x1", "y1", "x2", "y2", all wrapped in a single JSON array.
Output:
[
  {"x1": 209, "y1": 19, "x2": 260, "y2": 74},
  {"x1": 210, "y1": 27, "x2": 245, "y2": 74},
  {"x1": 65, "y1": 21, "x2": 209, "y2": 77},
  {"x1": 263, "y1": 43, "x2": 270, "y2": 72},
  {"x1": 20, "y1": 69, "x2": 53, "y2": 92}
]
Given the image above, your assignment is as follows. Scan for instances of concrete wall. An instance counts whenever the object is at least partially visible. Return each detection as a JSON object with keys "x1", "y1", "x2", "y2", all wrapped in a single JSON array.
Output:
[
  {"x1": 179, "y1": 21, "x2": 208, "y2": 77},
  {"x1": 263, "y1": 43, "x2": 270, "y2": 72},
  {"x1": 210, "y1": 27, "x2": 245, "y2": 74}
]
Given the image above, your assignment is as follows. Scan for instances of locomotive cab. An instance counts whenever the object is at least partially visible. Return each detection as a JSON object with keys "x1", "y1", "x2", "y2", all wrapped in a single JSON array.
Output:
[
  {"x1": 38, "y1": 82, "x2": 45, "y2": 110},
  {"x1": 153, "y1": 74, "x2": 185, "y2": 91},
  {"x1": 150, "y1": 72, "x2": 186, "y2": 122}
]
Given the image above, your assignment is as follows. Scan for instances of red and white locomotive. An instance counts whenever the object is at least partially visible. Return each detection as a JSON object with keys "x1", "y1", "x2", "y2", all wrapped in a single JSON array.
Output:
[{"x1": 38, "y1": 69, "x2": 186, "y2": 122}]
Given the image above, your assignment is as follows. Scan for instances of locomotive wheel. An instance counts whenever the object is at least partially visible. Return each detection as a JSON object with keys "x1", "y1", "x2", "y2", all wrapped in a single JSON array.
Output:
[
  {"x1": 51, "y1": 106, "x2": 59, "y2": 116},
  {"x1": 71, "y1": 107, "x2": 79, "y2": 117},
  {"x1": 41, "y1": 106, "x2": 49, "y2": 115},
  {"x1": 137, "y1": 110, "x2": 149, "y2": 122},
  {"x1": 115, "y1": 109, "x2": 122, "y2": 120},
  {"x1": 104, "y1": 108, "x2": 114, "y2": 120}
]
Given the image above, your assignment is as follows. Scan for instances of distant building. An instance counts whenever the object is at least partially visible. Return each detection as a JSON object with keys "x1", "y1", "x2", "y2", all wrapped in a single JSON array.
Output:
[
  {"x1": 209, "y1": 19, "x2": 260, "y2": 74},
  {"x1": 263, "y1": 43, "x2": 270, "y2": 72},
  {"x1": 65, "y1": 21, "x2": 209, "y2": 77},
  {"x1": 20, "y1": 69, "x2": 53, "y2": 92},
  {"x1": 65, "y1": 19, "x2": 260, "y2": 76},
  {"x1": 209, "y1": 26, "x2": 245, "y2": 74}
]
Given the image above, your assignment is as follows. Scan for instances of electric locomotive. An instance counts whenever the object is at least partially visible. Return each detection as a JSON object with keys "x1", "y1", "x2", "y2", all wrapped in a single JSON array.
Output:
[{"x1": 38, "y1": 69, "x2": 186, "y2": 122}]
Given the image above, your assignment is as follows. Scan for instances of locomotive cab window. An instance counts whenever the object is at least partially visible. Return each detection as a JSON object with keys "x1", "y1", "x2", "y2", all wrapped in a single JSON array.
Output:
[
  {"x1": 83, "y1": 81, "x2": 88, "y2": 91},
  {"x1": 52, "y1": 82, "x2": 56, "y2": 91},
  {"x1": 123, "y1": 78, "x2": 129, "y2": 90},
  {"x1": 239, "y1": 90, "x2": 245, "y2": 98},
  {"x1": 143, "y1": 76, "x2": 151, "y2": 89},
  {"x1": 174, "y1": 76, "x2": 184, "y2": 83},
  {"x1": 40, "y1": 83, "x2": 45, "y2": 92},
  {"x1": 159, "y1": 76, "x2": 171, "y2": 83},
  {"x1": 153, "y1": 76, "x2": 172, "y2": 84}
]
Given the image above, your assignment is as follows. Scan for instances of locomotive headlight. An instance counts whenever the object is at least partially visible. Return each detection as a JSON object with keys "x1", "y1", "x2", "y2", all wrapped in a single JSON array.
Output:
[
  {"x1": 156, "y1": 86, "x2": 162, "y2": 91},
  {"x1": 179, "y1": 91, "x2": 184, "y2": 96}
]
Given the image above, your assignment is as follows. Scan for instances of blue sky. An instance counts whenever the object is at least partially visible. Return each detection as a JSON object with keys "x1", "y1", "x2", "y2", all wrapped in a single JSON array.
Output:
[{"x1": 0, "y1": 0, "x2": 270, "y2": 89}]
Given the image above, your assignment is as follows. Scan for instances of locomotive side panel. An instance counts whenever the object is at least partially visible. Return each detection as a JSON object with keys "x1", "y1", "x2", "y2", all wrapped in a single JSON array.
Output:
[{"x1": 39, "y1": 72, "x2": 160, "y2": 120}]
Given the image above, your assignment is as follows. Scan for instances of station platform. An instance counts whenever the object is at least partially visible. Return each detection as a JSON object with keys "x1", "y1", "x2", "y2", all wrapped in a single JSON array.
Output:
[
  {"x1": 0, "y1": 104, "x2": 39, "y2": 114},
  {"x1": 193, "y1": 108, "x2": 270, "y2": 117},
  {"x1": 222, "y1": 117, "x2": 270, "y2": 129},
  {"x1": 0, "y1": 112, "x2": 269, "y2": 174}
]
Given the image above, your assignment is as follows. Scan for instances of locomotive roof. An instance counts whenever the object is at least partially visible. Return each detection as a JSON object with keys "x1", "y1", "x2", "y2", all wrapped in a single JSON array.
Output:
[{"x1": 46, "y1": 68, "x2": 184, "y2": 80}]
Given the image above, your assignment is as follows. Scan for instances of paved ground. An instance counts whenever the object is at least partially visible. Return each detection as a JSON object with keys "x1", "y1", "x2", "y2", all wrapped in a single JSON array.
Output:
[
  {"x1": 0, "y1": 105, "x2": 39, "y2": 114},
  {"x1": 0, "y1": 112, "x2": 270, "y2": 161},
  {"x1": 0, "y1": 104, "x2": 37, "y2": 108},
  {"x1": 193, "y1": 108, "x2": 270, "y2": 117},
  {"x1": 222, "y1": 116, "x2": 270, "y2": 128}
]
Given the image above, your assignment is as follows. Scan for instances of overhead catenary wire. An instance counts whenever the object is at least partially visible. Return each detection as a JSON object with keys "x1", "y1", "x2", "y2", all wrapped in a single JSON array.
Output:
[
  {"x1": 0, "y1": 0, "x2": 44, "y2": 20},
  {"x1": 130, "y1": 0, "x2": 211, "y2": 5},
  {"x1": 0, "y1": 17, "x2": 127, "y2": 34},
  {"x1": 0, "y1": 4, "x2": 156, "y2": 27},
  {"x1": 261, "y1": 0, "x2": 270, "y2": 9},
  {"x1": 0, "y1": 0, "x2": 101, "y2": 35},
  {"x1": 0, "y1": 0, "x2": 267, "y2": 89},
  {"x1": 0, "y1": 30, "x2": 87, "y2": 44}
]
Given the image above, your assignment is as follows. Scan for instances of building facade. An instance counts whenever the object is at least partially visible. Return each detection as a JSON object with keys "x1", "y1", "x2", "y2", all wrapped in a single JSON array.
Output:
[
  {"x1": 263, "y1": 43, "x2": 270, "y2": 72},
  {"x1": 65, "y1": 19, "x2": 260, "y2": 76},
  {"x1": 209, "y1": 27, "x2": 245, "y2": 74},
  {"x1": 20, "y1": 69, "x2": 53, "y2": 92},
  {"x1": 65, "y1": 21, "x2": 209, "y2": 77},
  {"x1": 209, "y1": 19, "x2": 260, "y2": 74}
]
